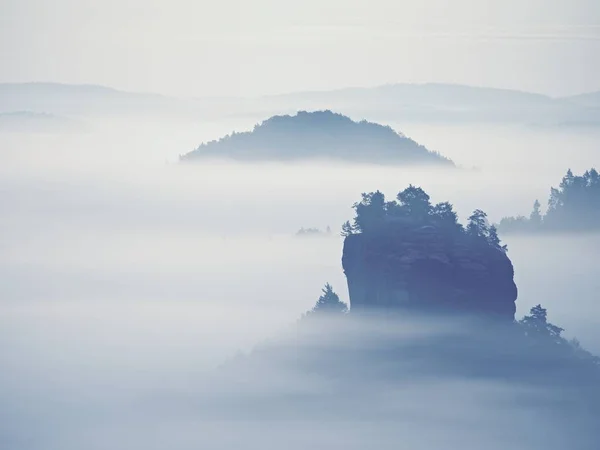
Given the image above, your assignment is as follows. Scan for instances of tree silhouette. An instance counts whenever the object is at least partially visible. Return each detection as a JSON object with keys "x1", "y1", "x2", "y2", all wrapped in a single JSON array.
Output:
[
  {"x1": 487, "y1": 225, "x2": 507, "y2": 252},
  {"x1": 311, "y1": 283, "x2": 348, "y2": 314},
  {"x1": 529, "y1": 200, "x2": 542, "y2": 228},
  {"x1": 341, "y1": 220, "x2": 356, "y2": 237},
  {"x1": 343, "y1": 186, "x2": 506, "y2": 251},
  {"x1": 396, "y1": 185, "x2": 432, "y2": 221},
  {"x1": 498, "y1": 167, "x2": 600, "y2": 234},
  {"x1": 546, "y1": 167, "x2": 600, "y2": 229},
  {"x1": 519, "y1": 304, "x2": 564, "y2": 342},
  {"x1": 431, "y1": 201, "x2": 462, "y2": 232},
  {"x1": 466, "y1": 209, "x2": 489, "y2": 238},
  {"x1": 352, "y1": 191, "x2": 387, "y2": 233}
]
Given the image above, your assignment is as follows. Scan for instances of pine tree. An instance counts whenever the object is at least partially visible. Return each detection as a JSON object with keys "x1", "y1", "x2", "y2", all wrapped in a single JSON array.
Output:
[
  {"x1": 530, "y1": 200, "x2": 542, "y2": 228},
  {"x1": 466, "y1": 209, "x2": 489, "y2": 238},
  {"x1": 519, "y1": 304, "x2": 564, "y2": 342},
  {"x1": 341, "y1": 221, "x2": 355, "y2": 237},
  {"x1": 487, "y1": 225, "x2": 507, "y2": 252},
  {"x1": 431, "y1": 201, "x2": 462, "y2": 232},
  {"x1": 397, "y1": 185, "x2": 432, "y2": 221},
  {"x1": 312, "y1": 283, "x2": 348, "y2": 314},
  {"x1": 353, "y1": 191, "x2": 387, "y2": 233}
]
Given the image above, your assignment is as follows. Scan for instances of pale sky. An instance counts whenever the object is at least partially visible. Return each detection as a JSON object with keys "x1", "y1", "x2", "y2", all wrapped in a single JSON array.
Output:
[{"x1": 1, "y1": 0, "x2": 600, "y2": 97}]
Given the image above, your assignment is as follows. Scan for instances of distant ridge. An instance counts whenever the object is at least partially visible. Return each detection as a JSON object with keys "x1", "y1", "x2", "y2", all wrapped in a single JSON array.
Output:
[
  {"x1": 180, "y1": 110, "x2": 453, "y2": 166},
  {"x1": 564, "y1": 91, "x2": 600, "y2": 108},
  {"x1": 2, "y1": 82, "x2": 599, "y2": 125},
  {"x1": 264, "y1": 82, "x2": 555, "y2": 103},
  {"x1": 253, "y1": 83, "x2": 582, "y2": 125},
  {"x1": 0, "y1": 82, "x2": 199, "y2": 118}
]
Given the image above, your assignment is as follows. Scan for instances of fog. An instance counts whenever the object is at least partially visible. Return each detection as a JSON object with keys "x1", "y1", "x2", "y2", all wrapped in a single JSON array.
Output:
[
  {"x1": 1, "y1": 115, "x2": 599, "y2": 448},
  {"x1": 3, "y1": 0, "x2": 599, "y2": 445},
  {"x1": 3, "y1": 0, "x2": 600, "y2": 96}
]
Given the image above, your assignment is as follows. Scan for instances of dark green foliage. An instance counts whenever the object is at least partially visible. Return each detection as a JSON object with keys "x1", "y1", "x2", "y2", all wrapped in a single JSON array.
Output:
[
  {"x1": 342, "y1": 185, "x2": 507, "y2": 252},
  {"x1": 499, "y1": 168, "x2": 600, "y2": 233}
]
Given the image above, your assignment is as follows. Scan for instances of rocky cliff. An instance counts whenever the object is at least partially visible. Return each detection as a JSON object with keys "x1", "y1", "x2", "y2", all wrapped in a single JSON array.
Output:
[{"x1": 342, "y1": 223, "x2": 517, "y2": 320}]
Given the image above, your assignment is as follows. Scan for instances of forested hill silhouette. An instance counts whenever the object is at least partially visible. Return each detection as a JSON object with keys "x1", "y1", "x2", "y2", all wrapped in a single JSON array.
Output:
[
  {"x1": 498, "y1": 168, "x2": 600, "y2": 234},
  {"x1": 180, "y1": 110, "x2": 453, "y2": 165}
]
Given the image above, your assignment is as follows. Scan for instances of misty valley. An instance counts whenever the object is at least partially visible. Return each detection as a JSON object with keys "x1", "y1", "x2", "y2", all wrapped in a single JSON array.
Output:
[{"x1": 1, "y1": 82, "x2": 600, "y2": 450}]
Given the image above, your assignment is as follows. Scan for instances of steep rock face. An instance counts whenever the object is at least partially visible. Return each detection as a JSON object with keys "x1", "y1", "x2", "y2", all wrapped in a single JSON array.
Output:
[{"x1": 342, "y1": 224, "x2": 517, "y2": 320}]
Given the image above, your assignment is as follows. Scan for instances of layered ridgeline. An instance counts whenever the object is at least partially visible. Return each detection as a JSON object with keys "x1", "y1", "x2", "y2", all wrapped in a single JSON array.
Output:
[{"x1": 180, "y1": 110, "x2": 453, "y2": 165}]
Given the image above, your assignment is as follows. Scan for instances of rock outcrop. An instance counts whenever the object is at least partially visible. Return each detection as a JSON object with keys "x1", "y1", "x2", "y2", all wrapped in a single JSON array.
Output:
[{"x1": 342, "y1": 223, "x2": 517, "y2": 320}]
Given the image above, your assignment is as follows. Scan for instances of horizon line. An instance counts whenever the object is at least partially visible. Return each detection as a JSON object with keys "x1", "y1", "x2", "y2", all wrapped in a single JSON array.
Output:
[{"x1": 1, "y1": 80, "x2": 598, "y2": 101}]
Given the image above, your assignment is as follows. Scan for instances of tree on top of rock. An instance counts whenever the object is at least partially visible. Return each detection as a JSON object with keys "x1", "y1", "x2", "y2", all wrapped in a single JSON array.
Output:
[
  {"x1": 341, "y1": 185, "x2": 507, "y2": 251},
  {"x1": 466, "y1": 209, "x2": 489, "y2": 238},
  {"x1": 431, "y1": 201, "x2": 462, "y2": 232},
  {"x1": 466, "y1": 210, "x2": 507, "y2": 251},
  {"x1": 396, "y1": 185, "x2": 432, "y2": 221},
  {"x1": 352, "y1": 190, "x2": 387, "y2": 233},
  {"x1": 487, "y1": 225, "x2": 507, "y2": 252},
  {"x1": 341, "y1": 220, "x2": 356, "y2": 237}
]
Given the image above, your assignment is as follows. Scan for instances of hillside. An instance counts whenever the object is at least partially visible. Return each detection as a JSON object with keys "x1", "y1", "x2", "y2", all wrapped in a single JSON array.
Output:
[
  {"x1": 0, "y1": 82, "x2": 223, "y2": 119},
  {"x1": 180, "y1": 110, "x2": 453, "y2": 165},
  {"x1": 564, "y1": 91, "x2": 600, "y2": 108}
]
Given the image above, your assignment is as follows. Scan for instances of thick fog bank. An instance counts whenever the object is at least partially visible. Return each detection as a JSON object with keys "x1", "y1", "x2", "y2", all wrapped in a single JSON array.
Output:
[
  {"x1": 2, "y1": 312, "x2": 598, "y2": 450},
  {"x1": 1, "y1": 120, "x2": 599, "y2": 449}
]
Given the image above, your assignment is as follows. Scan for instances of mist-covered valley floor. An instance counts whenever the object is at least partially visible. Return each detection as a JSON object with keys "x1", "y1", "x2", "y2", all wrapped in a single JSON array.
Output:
[{"x1": 1, "y1": 118, "x2": 599, "y2": 449}]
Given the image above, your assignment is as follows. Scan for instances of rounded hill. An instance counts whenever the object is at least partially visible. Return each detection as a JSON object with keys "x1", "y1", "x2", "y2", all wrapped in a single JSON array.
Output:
[{"x1": 181, "y1": 110, "x2": 453, "y2": 166}]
